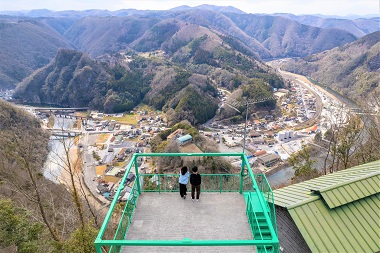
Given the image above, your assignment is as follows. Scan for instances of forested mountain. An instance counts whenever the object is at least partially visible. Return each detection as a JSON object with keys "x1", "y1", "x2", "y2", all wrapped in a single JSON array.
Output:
[
  {"x1": 3, "y1": 6, "x2": 379, "y2": 124},
  {"x1": 13, "y1": 48, "x2": 221, "y2": 125},
  {"x1": 280, "y1": 31, "x2": 380, "y2": 102},
  {"x1": 61, "y1": 10, "x2": 358, "y2": 59},
  {"x1": 14, "y1": 21, "x2": 282, "y2": 125},
  {"x1": 63, "y1": 16, "x2": 159, "y2": 57},
  {"x1": 273, "y1": 14, "x2": 379, "y2": 38},
  {"x1": 0, "y1": 17, "x2": 72, "y2": 88},
  {"x1": 223, "y1": 13, "x2": 357, "y2": 58},
  {"x1": 14, "y1": 49, "x2": 111, "y2": 108},
  {"x1": 2, "y1": 6, "x2": 376, "y2": 90}
]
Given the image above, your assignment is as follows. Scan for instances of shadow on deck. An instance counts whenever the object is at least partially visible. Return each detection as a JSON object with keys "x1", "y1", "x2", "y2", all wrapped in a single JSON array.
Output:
[{"x1": 122, "y1": 192, "x2": 255, "y2": 253}]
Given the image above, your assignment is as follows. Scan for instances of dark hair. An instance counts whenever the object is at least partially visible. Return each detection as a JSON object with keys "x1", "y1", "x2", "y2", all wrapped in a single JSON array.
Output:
[
  {"x1": 192, "y1": 166, "x2": 198, "y2": 173},
  {"x1": 181, "y1": 166, "x2": 188, "y2": 175}
]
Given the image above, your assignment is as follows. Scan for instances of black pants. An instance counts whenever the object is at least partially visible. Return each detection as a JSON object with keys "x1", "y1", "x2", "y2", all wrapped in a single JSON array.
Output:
[
  {"x1": 179, "y1": 183, "x2": 187, "y2": 197},
  {"x1": 191, "y1": 185, "x2": 201, "y2": 199}
]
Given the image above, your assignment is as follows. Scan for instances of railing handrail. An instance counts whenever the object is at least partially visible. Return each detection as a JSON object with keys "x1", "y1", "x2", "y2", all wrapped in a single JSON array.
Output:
[
  {"x1": 134, "y1": 152, "x2": 243, "y2": 157},
  {"x1": 254, "y1": 173, "x2": 278, "y2": 236},
  {"x1": 242, "y1": 155, "x2": 278, "y2": 242},
  {"x1": 140, "y1": 173, "x2": 241, "y2": 193},
  {"x1": 140, "y1": 173, "x2": 240, "y2": 176},
  {"x1": 99, "y1": 239, "x2": 278, "y2": 246},
  {"x1": 95, "y1": 152, "x2": 279, "y2": 252},
  {"x1": 95, "y1": 157, "x2": 135, "y2": 242}
]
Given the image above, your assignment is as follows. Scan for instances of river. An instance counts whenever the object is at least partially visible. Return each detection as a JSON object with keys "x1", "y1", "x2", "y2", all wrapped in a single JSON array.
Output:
[
  {"x1": 306, "y1": 77, "x2": 358, "y2": 109},
  {"x1": 43, "y1": 116, "x2": 76, "y2": 182},
  {"x1": 264, "y1": 68, "x2": 361, "y2": 189},
  {"x1": 267, "y1": 166, "x2": 293, "y2": 188}
]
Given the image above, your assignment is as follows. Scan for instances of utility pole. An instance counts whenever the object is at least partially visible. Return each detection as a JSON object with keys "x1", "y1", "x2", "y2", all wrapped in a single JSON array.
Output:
[{"x1": 225, "y1": 95, "x2": 276, "y2": 154}]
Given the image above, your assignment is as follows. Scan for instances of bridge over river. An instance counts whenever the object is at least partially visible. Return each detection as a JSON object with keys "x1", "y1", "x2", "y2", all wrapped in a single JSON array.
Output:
[
  {"x1": 47, "y1": 128, "x2": 82, "y2": 137},
  {"x1": 32, "y1": 107, "x2": 88, "y2": 111}
]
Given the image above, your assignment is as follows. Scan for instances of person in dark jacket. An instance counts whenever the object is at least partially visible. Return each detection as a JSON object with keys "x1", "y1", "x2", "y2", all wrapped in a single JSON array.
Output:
[{"x1": 190, "y1": 166, "x2": 201, "y2": 201}]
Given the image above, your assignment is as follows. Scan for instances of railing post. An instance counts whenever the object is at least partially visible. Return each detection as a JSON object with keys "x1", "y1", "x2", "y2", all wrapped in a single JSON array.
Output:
[
  {"x1": 134, "y1": 155, "x2": 141, "y2": 194},
  {"x1": 94, "y1": 239, "x2": 102, "y2": 253},
  {"x1": 158, "y1": 175, "x2": 161, "y2": 193},
  {"x1": 219, "y1": 175, "x2": 222, "y2": 193},
  {"x1": 239, "y1": 154, "x2": 244, "y2": 194}
]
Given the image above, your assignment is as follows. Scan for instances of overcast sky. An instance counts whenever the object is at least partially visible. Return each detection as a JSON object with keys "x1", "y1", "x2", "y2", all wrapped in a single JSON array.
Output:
[{"x1": 0, "y1": 0, "x2": 378, "y2": 16}]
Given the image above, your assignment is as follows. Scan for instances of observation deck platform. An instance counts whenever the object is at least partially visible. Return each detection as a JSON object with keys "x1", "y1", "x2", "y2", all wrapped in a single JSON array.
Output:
[{"x1": 122, "y1": 192, "x2": 255, "y2": 253}]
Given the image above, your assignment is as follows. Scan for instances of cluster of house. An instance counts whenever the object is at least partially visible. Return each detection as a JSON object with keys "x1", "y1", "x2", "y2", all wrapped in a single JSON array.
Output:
[
  {"x1": 248, "y1": 130, "x2": 276, "y2": 146},
  {"x1": 96, "y1": 172, "x2": 136, "y2": 202},
  {"x1": 276, "y1": 82, "x2": 317, "y2": 124},
  {"x1": 84, "y1": 119, "x2": 121, "y2": 131},
  {"x1": 293, "y1": 84, "x2": 317, "y2": 119},
  {"x1": 253, "y1": 149, "x2": 281, "y2": 167}
]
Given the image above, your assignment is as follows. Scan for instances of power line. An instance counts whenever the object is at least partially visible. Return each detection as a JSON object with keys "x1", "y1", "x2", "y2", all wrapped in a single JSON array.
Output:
[{"x1": 224, "y1": 95, "x2": 277, "y2": 154}]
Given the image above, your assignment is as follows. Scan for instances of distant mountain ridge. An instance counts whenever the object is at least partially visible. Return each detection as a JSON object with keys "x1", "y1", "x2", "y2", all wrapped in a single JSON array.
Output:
[
  {"x1": 13, "y1": 20, "x2": 283, "y2": 124},
  {"x1": 273, "y1": 13, "x2": 379, "y2": 38},
  {"x1": 0, "y1": 6, "x2": 378, "y2": 91},
  {"x1": 170, "y1": 4, "x2": 246, "y2": 14},
  {"x1": 61, "y1": 10, "x2": 358, "y2": 59},
  {"x1": 0, "y1": 18, "x2": 72, "y2": 89},
  {"x1": 0, "y1": 4, "x2": 246, "y2": 17}
]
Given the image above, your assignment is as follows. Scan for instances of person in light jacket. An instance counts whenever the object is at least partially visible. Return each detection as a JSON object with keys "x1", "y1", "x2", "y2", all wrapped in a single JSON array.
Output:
[
  {"x1": 179, "y1": 166, "x2": 189, "y2": 199},
  {"x1": 190, "y1": 166, "x2": 201, "y2": 201}
]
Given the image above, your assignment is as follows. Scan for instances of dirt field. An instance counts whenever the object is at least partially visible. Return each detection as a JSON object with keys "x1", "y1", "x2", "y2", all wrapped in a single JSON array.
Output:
[
  {"x1": 179, "y1": 143, "x2": 203, "y2": 153},
  {"x1": 179, "y1": 143, "x2": 203, "y2": 164}
]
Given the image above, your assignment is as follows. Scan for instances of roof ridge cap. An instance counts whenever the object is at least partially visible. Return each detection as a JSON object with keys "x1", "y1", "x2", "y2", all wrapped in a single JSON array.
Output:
[
  {"x1": 315, "y1": 171, "x2": 379, "y2": 193},
  {"x1": 286, "y1": 194, "x2": 320, "y2": 209}
]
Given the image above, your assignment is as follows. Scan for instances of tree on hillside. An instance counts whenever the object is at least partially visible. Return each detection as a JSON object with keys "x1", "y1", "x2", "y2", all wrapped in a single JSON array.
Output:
[
  {"x1": 0, "y1": 101, "x2": 99, "y2": 252},
  {"x1": 156, "y1": 140, "x2": 182, "y2": 172},
  {"x1": 0, "y1": 127, "x2": 62, "y2": 243},
  {"x1": 352, "y1": 92, "x2": 380, "y2": 164},
  {"x1": 322, "y1": 108, "x2": 364, "y2": 173},
  {"x1": 48, "y1": 121, "x2": 102, "y2": 252},
  {"x1": 0, "y1": 199, "x2": 48, "y2": 252},
  {"x1": 288, "y1": 144, "x2": 319, "y2": 183}
]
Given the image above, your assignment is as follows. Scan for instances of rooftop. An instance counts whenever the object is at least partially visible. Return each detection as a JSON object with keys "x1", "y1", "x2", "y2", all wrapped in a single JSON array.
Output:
[
  {"x1": 177, "y1": 134, "x2": 192, "y2": 142},
  {"x1": 273, "y1": 160, "x2": 380, "y2": 252}
]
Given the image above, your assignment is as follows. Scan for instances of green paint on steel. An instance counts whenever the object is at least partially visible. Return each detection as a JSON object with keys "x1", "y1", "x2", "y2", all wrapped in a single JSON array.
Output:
[
  {"x1": 95, "y1": 153, "x2": 279, "y2": 253},
  {"x1": 133, "y1": 156, "x2": 141, "y2": 194},
  {"x1": 140, "y1": 174, "x2": 241, "y2": 193}
]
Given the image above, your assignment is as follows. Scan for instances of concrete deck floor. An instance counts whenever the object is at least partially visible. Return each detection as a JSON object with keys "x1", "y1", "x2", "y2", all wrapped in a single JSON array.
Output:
[{"x1": 122, "y1": 192, "x2": 255, "y2": 253}]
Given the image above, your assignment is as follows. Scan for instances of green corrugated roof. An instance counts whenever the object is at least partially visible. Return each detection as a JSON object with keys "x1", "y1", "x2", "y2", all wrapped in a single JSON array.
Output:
[
  {"x1": 273, "y1": 160, "x2": 380, "y2": 253},
  {"x1": 317, "y1": 172, "x2": 380, "y2": 208},
  {"x1": 274, "y1": 160, "x2": 380, "y2": 208}
]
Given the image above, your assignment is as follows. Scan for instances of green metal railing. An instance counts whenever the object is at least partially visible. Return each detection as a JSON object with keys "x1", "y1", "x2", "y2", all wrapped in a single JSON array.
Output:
[
  {"x1": 95, "y1": 153, "x2": 279, "y2": 253},
  {"x1": 255, "y1": 174, "x2": 278, "y2": 236},
  {"x1": 140, "y1": 173, "x2": 241, "y2": 193}
]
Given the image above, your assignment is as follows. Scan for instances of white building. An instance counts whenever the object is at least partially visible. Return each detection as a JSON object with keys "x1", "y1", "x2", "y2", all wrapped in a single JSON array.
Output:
[{"x1": 277, "y1": 130, "x2": 295, "y2": 142}]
